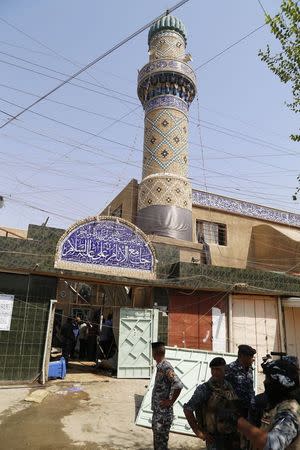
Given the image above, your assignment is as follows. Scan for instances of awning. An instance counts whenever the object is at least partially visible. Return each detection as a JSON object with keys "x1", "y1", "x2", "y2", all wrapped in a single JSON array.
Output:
[{"x1": 282, "y1": 297, "x2": 300, "y2": 308}]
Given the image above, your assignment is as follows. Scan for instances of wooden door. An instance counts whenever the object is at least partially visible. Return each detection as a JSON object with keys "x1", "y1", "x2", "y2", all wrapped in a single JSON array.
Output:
[{"x1": 168, "y1": 292, "x2": 226, "y2": 351}]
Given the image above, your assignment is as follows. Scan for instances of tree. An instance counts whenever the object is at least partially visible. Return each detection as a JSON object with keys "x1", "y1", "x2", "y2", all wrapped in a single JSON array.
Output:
[{"x1": 259, "y1": 0, "x2": 300, "y2": 141}]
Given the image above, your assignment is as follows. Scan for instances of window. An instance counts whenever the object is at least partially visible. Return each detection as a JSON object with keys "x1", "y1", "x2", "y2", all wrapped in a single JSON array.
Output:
[
  {"x1": 196, "y1": 220, "x2": 227, "y2": 246},
  {"x1": 112, "y1": 205, "x2": 122, "y2": 217}
]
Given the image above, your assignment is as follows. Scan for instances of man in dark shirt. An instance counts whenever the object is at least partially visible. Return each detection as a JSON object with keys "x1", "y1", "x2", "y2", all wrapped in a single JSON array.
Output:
[{"x1": 61, "y1": 317, "x2": 75, "y2": 368}]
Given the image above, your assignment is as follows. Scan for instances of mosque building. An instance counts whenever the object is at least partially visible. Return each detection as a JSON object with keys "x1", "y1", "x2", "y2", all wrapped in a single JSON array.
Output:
[{"x1": 1, "y1": 15, "x2": 300, "y2": 383}]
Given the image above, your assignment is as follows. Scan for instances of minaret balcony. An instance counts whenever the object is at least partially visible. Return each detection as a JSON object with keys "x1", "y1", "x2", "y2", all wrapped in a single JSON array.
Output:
[{"x1": 138, "y1": 59, "x2": 196, "y2": 88}]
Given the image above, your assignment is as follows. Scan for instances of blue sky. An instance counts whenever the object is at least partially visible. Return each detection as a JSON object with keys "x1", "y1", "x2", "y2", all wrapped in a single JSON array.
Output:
[{"x1": 0, "y1": 0, "x2": 299, "y2": 230}]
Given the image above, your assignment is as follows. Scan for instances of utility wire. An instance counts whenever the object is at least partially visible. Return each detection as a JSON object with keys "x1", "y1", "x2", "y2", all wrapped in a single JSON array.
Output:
[
  {"x1": 0, "y1": 0, "x2": 190, "y2": 130},
  {"x1": 2, "y1": 98, "x2": 295, "y2": 194},
  {"x1": 257, "y1": 0, "x2": 267, "y2": 15},
  {"x1": 0, "y1": 50, "x2": 137, "y2": 101},
  {"x1": 195, "y1": 23, "x2": 266, "y2": 70},
  {"x1": 0, "y1": 108, "x2": 14, "y2": 117}
]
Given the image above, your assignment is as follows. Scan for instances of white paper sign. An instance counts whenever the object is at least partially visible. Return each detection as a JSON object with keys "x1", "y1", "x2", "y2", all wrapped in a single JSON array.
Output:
[
  {"x1": 212, "y1": 306, "x2": 226, "y2": 352},
  {"x1": 0, "y1": 294, "x2": 14, "y2": 331}
]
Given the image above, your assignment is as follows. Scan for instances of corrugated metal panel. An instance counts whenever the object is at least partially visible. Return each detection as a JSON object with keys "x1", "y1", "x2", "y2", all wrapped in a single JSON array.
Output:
[
  {"x1": 135, "y1": 346, "x2": 237, "y2": 435},
  {"x1": 168, "y1": 292, "x2": 226, "y2": 351},
  {"x1": 117, "y1": 308, "x2": 158, "y2": 378},
  {"x1": 284, "y1": 307, "x2": 300, "y2": 360},
  {"x1": 232, "y1": 294, "x2": 280, "y2": 391}
]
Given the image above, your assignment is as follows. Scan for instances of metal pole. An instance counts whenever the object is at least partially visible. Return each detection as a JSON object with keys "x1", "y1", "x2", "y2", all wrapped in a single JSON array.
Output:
[
  {"x1": 41, "y1": 299, "x2": 57, "y2": 384},
  {"x1": 277, "y1": 296, "x2": 286, "y2": 353},
  {"x1": 228, "y1": 293, "x2": 233, "y2": 353}
]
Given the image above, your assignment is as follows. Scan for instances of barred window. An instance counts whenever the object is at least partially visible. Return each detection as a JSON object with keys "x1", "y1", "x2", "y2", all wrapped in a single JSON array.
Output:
[{"x1": 196, "y1": 220, "x2": 227, "y2": 246}]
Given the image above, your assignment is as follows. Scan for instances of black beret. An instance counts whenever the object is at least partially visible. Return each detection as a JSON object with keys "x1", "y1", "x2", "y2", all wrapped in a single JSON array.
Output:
[
  {"x1": 238, "y1": 345, "x2": 256, "y2": 356},
  {"x1": 209, "y1": 357, "x2": 226, "y2": 368},
  {"x1": 151, "y1": 341, "x2": 165, "y2": 349}
]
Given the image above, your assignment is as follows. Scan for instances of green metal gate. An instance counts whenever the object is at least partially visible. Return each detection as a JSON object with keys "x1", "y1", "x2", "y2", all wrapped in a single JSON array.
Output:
[{"x1": 117, "y1": 308, "x2": 159, "y2": 378}]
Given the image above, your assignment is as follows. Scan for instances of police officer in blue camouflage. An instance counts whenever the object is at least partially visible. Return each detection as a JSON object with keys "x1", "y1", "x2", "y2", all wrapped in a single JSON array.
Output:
[
  {"x1": 218, "y1": 357, "x2": 300, "y2": 449},
  {"x1": 151, "y1": 342, "x2": 183, "y2": 450},
  {"x1": 183, "y1": 357, "x2": 241, "y2": 450},
  {"x1": 225, "y1": 344, "x2": 256, "y2": 418}
]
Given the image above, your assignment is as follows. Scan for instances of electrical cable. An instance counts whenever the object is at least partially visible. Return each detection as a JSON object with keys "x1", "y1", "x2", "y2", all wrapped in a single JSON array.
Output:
[
  {"x1": 0, "y1": 0, "x2": 191, "y2": 130},
  {"x1": 194, "y1": 23, "x2": 267, "y2": 71}
]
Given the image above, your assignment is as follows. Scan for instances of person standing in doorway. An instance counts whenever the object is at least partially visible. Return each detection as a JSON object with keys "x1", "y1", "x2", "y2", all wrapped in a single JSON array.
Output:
[
  {"x1": 78, "y1": 318, "x2": 88, "y2": 359},
  {"x1": 61, "y1": 317, "x2": 75, "y2": 368},
  {"x1": 151, "y1": 341, "x2": 183, "y2": 450},
  {"x1": 99, "y1": 313, "x2": 114, "y2": 359}
]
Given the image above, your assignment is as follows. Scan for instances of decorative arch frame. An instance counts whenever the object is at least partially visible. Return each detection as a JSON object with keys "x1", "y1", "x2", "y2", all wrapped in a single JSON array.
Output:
[{"x1": 54, "y1": 216, "x2": 156, "y2": 279}]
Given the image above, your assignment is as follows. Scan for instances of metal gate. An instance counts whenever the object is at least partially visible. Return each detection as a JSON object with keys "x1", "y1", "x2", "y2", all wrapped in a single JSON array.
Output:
[
  {"x1": 117, "y1": 308, "x2": 159, "y2": 378},
  {"x1": 136, "y1": 346, "x2": 238, "y2": 435}
]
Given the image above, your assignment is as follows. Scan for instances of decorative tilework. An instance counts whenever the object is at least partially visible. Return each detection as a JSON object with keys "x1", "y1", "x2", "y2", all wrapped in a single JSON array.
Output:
[
  {"x1": 138, "y1": 59, "x2": 196, "y2": 86},
  {"x1": 137, "y1": 20, "x2": 196, "y2": 239},
  {"x1": 145, "y1": 95, "x2": 188, "y2": 114},
  {"x1": 143, "y1": 108, "x2": 188, "y2": 178},
  {"x1": 149, "y1": 31, "x2": 185, "y2": 61},
  {"x1": 192, "y1": 190, "x2": 300, "y2": 228},
  {"x1": 138, "y1": 174, "x2": 192, "y2": 210},
  {"x1": 55, "y1": 216, "x2": 156, "y2": 279}
]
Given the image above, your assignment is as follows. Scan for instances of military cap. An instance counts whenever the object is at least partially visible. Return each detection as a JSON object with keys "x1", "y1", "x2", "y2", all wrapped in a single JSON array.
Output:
[
  {"x1": 209, "y1": 357, "x2": 226, "y2": 368},
  {"x1": 238, "y1": 345, "x2": 256, "y2": 356},
  {"x1": 151, "y1": 341, "x2": 165, "y2": 349}
]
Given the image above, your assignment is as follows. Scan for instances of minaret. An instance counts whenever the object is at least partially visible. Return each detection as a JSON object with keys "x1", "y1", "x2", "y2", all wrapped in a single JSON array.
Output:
[{"x1": 136, "y1": 15, "x2": 196, "y2": 241}]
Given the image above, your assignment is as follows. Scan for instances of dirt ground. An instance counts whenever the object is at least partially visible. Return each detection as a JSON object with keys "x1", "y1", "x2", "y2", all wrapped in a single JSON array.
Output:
[{"x1": 0, "y1": 366, "x2": 202, "y2": 449}]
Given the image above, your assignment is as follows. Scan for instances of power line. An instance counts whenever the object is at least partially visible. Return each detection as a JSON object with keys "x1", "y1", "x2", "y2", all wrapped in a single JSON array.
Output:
[
  {"x1": 1, "y1": 77, "x2": 297, "y2": 160},
  {"x1": 0, "y1": 108, "x2": 14, "y2": 118},
  {"x1": 0, "y1": 53, "x2": 296, "y2": 158},
  {"x1": 257, "y1": 0, "x2": 267, "y2": 15},
  {"x1": 0, "y1": 50, "x2": 137, "y2": 101},
  {"x1": 0, "y1": 58, "x2": 139, "y2": 106},
  {"x1": 194, "y1": 23, "x2": 266, "y2": 71},
  {"x1": 1, "y1": 94, "x2": 297, "y2": 187},
  {"x1": 0, "y1": 0, "x2": 190, "y2": 130},
  {"x1": 2, "y1": 98, "x2": 295, "y2": 195}
]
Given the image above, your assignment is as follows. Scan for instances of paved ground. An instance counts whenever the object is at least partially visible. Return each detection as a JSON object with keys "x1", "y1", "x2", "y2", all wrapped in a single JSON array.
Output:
[{"x1": 0, "y1": 365, "x2": 202, "y2": 449}]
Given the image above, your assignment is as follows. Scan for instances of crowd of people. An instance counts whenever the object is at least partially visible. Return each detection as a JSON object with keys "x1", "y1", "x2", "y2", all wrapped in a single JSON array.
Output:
[
  {"x1": 59, "y1": 313, "x2": 115, "y2": 368},
  {"x1": 151, "y1": 342, "x2": 300, "y2": 450}
]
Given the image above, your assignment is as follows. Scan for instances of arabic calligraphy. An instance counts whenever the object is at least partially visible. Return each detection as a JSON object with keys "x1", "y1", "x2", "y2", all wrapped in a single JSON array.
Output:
[{"x1": 60, "y1": 220, "x2": 154, "y2": 272}]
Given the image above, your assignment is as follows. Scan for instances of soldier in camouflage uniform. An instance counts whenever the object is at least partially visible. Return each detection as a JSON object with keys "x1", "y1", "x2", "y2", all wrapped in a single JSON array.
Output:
[
  {"x1": 225, "y1": 345, "x2": 256, "y2": 418},
  {"x1": 151, "y1": 342, "x2": 183, "y2": 450},
  {"x1": 218, "y1": 358, "x2": 300, "y2": 449},
  {"x1": 183, "y1": 357, "x2": 241, "y2": 450}
]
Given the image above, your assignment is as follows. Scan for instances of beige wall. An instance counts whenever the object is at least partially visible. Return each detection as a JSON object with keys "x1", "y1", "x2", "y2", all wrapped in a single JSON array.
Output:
[
  {"x1": 100, "y1": 179, "x2": 138, "y2": 223},
  {"x1": 0, "y1": 227, "x2": 27, "y2": 239},
  {"x1": 192, "y1": 206, "x2": 300, "y2": 269},
  {"x1": 100, "y1": 181, "x2": 300, "y2": 270},
  {"x1": 247, "y1": 224, "x2": 300, "y2": 272}
]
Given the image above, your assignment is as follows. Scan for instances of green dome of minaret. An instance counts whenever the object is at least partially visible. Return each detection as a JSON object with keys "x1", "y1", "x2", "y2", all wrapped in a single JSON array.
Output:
[{"x1": 148, "y1": 15, "x2": 187, "y2": 45}]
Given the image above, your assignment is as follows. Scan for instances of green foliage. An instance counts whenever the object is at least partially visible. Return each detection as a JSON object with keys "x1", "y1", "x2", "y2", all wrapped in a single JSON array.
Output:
[{"x1": 259, "y1": 0, "x2": 300, "y2": 141}]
